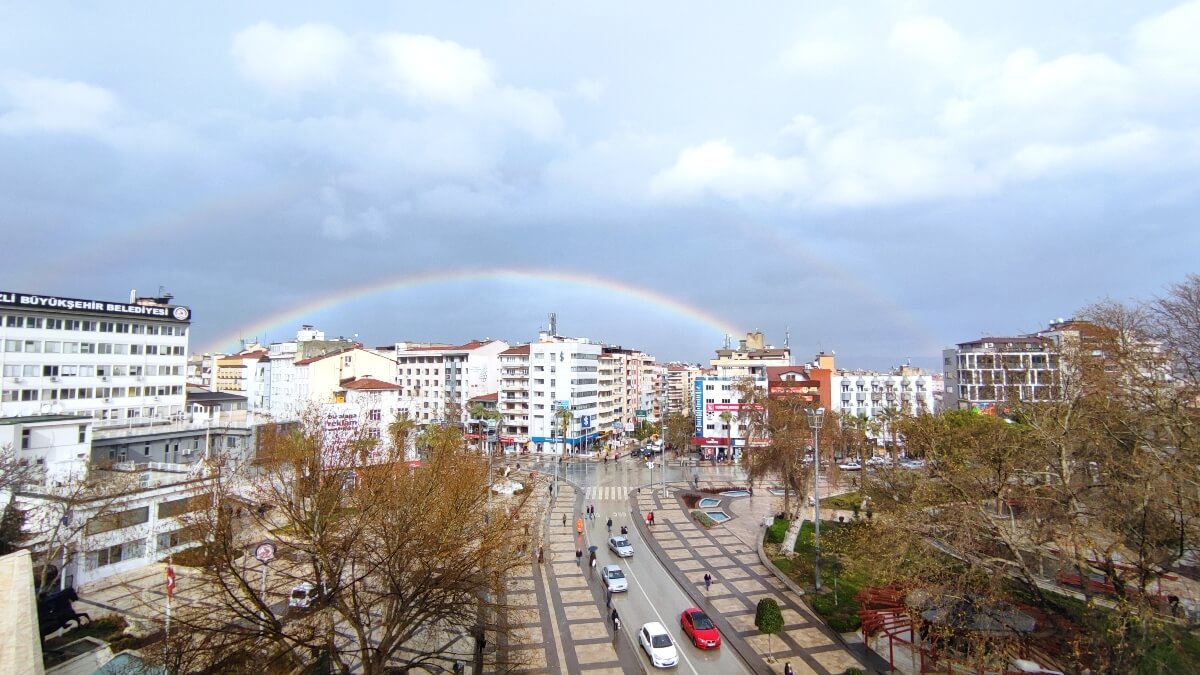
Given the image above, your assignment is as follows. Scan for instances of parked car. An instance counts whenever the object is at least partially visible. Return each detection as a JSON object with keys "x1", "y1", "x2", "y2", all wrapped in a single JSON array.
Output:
[
  {"x1": 608, "y1": 535, "x2": 634, "y2": 557},
  {"x1": 837, "y1": 460, "x2": 862, "y2": 471},
  {"x1": 639, "y1": 621, "x2": 679, "y2": 668},
  {"x1": 288, "y1": 582, "x2": 319, "y2": 609},
  {"x1": 680, "y1": 607, "x2": 721, "y2": 649},
  {"x1": 601, "y1": 564, "x2": 628, "y2": 593}
]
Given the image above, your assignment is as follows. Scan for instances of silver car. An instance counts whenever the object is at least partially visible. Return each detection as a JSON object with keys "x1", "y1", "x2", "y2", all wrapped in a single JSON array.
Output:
[
  {"x1": 608, "y1": 535, "x2": 634, "y2": 557},
  {"x1": 601, "y1": 564, "x2": 628, "y2": 592}
]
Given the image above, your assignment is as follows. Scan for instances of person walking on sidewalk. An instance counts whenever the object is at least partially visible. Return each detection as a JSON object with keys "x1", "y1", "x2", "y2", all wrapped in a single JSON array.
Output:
[
  {"x1": 562, "y1": 513, "x2": 566, "y2": 527},
  {"x1": 576, "y1": 548, "x2": 582, "y2": 566},
  {"x1": 784, "y1": 663, "x2": 794, "y2": 675},
  {"x1": 606, "y1": 517, "x2": 613, "y2": 534},
  {"x1": 576, "y1": 517, "x2": 584, "y2": 535},
  {"x1": 704, "y1": 572, "x2": 713, "y2": 592}
]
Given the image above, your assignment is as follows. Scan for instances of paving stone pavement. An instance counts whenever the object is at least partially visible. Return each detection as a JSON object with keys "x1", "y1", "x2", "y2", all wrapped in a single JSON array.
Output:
[
  {"x1": 633, "y1": 481, "x2": 869, "y2": 675},
  {"x1": 506, "y1": 477, "x2": 634, "y2": 674}
]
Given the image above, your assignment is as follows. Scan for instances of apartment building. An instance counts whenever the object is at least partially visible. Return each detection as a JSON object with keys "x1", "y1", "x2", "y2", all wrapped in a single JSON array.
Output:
[
  {"x1": 665, "y1": 363, "x2": 701, "y2": 416},
  {"x1": 942, "y1": 335, "x2": 1058, "y2": 411},
  {"x1": 831, "y1": 365, "x2": 935, "y2": 420},
  {"x1": 528, "y1": 333, "x2": 601, "y2": 454},
  {"x1": 711, "y1": 331, "x2": 791, "y2": 379},
  {"x1": 498, "y1": 344, "x2": 530, "y2": 452},
  {"x1": 293, "y1": 346, "x2": 395, "y2": 411},
  {"x1": 394, "y1": 340, "x2": 508, "y2": 424},
  {"x1": 0, "y1": 290, "x2": 191, "y2": 428}
]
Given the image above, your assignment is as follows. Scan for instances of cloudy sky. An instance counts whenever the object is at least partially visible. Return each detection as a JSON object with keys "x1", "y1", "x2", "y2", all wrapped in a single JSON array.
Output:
[{"x1": 3, "y1": 1, "x2": 1199, "y2": 369}]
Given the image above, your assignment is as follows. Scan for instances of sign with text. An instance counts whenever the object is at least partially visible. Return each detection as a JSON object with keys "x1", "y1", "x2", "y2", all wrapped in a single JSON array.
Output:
[{"x1": 0, "y1": 291, "x2": 191, "y2": 321}]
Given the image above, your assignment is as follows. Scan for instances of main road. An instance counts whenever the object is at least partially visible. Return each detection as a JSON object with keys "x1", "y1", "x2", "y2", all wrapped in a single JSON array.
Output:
[{"x1": 527, "y1": 455, "x2": 754, "y2": 675}]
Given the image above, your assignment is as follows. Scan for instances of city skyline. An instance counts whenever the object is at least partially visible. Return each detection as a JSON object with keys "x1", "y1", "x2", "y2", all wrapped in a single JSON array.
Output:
[{"x1": 3, "y1": 2, "x2": 1199, "y2": 368}]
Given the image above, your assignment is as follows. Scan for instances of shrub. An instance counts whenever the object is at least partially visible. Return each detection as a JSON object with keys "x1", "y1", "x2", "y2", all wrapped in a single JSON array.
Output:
[
  {"x1": 842, "y1": 669, "x2": 866, "y2": 675},
  {"x1": 692, "y1": 511, "x2": 718, "y2": 528},
  {"x1": 765, "y1": 516, "x2": 788, "y2": 544}
]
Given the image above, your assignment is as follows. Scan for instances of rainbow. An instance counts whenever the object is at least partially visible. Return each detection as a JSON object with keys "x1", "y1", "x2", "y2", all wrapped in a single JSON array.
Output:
[{"x1": 202, "y1": 267, "x2": 744, "y2": 353}]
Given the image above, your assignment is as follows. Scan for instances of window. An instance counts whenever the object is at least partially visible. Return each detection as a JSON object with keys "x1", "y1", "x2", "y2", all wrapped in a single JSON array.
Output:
[
  {"x1": 4, "y1": 316, "x2": 21, "y2": 327},
  {"x1": 368, "y1": 409, "x2": 381, "y2": 421},
  {"x1": 42, "y1": 365, "x2": 60, "y2": 377},
  {"x1": 130, "y1": 344, "x2": 143, "y2": 355},
  {"x1": 21, "y1": 366, "x2": 36, "y2": 377},
  {"x1": 99, "y1": 322, "x2": 115, "y2": 332},
  {"x1": 44, "y1": 341, "x2": 61, "y2": 353},
  {"x1": 45, "y1": 318, "x2": 62, "y2": 330},
  {"x1": 80, "y1": 342, "x2": 95, "y2": 354},
  {"x1": 92, "y1": 544, "x2": 124, "y2": 568},
  {"x1": 113, "y1": 344, "x2": 129, "y2": 355},
  {"x1": 1, "y1": 365, "x2": 16, "y2": 377},
  {"x1": 86, "y1": 506, "x2": 150, "y2": 535},
  {"x1": 23, "y1": 340, "x2": 40, "y2": 353},
  {"x1": 21, "y1": 429, "x2": 30, "y2": 449},
  {"x1": 20, "y1": 390, "x2": 38, "y2": 401},
  {"x1": 98, "y1": 343, "x2": 113, "y2": 354},
  {"x1": 3, "y1": 339, "x2": 20, "y2": 352}
]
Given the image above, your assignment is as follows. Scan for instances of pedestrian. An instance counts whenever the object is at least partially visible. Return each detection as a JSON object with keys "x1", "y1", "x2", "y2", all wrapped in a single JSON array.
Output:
[
  {"x1": 648, "y1": 511, "x2": 655, "y2": 526},
  {"x1": 704, "y1": 572, "x2": 713, "y2": 591},
  {"x1": 590, "y1": 557, "x2": 597, "y2": 574},
  {"x1": 589, "y1": 550, "x2": 597, "y2": 566},
  {"x1": 548, "y1": 483, "x2": 553, "y2": 496},
  {"x1": 611, "y1": 608, "x2": 620, "y2": 630},
  {"x1": 606, "y1": 517, "x2": 613, "y2": 534},
  {"x1": 577, "y1": 517, "x2": 584, "y2": 535},
  {"x1": 538, "y1": 545, "x2": 544, "y2": 564},
  {"x1": 620, "y1": 525, "x2": 628, "y2": 536},
  {"x1": 784, "y1": 663, "x2": 794, "y2": 675},
  {"x1": 576, "y1": 548, "x2": 582, "y2": 566},
  {"x1": 562, "y1": 513, "x2": 567, "y2": 527},
  {"x1": 606, "y1": 588, "x2": 612, "y2": 608}
]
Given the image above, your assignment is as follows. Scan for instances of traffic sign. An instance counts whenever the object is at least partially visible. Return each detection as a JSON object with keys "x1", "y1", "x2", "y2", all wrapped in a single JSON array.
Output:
[
  {"x1": 636, "y1": 409, "x2": 647, "y2": 418},
  {"x1": 255, "y1": 541, "x2": 276, "y2": 564},
  {"x1": 613, "y1": 422, "x2": 625, "y2": 432},
  {"x1": 556, "y1": 400, "x2": 571, "y2": 411},
  {"x1": 581, "y1": 415, "x2": 592, "y2": 428}
]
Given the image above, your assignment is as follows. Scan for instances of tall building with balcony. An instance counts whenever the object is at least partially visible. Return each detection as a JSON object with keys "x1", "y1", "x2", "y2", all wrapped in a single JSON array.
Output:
[
  {"x1": 528, "y1": 332, "x2": 601, "y2": 454},
  {"x1": 665, "y1": 363, "x2": 701, "y2": 416},
  {"x1": 498, "y1": 344, "x2": 530, "y2": 452},
  {"x1": 942, "y1": 335, "x2": 1058, "y2": 411},
  {"x1": 394, "y1": 340, "x2": 508, "y2": 424}
]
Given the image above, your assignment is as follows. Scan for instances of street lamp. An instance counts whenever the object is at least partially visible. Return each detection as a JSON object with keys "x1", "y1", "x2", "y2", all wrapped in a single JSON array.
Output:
[{"x1": 805, "y1": 407, "x2": 824, "y2": 592}]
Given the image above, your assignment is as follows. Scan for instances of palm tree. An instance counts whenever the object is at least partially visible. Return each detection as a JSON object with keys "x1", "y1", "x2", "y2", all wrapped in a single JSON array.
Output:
[
  {"x1": 387, "y1": 411, "x2": 417, "y2": 462},
  {"x1": 555, "y1": 407, "x2": 573, "y2": 455}
]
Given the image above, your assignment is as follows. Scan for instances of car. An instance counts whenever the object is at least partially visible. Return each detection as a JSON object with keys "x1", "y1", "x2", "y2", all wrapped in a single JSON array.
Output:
[
  {"x1": 288, "y1": 582, "x2": 319, "y2": 609},
  {"x1": 638, "y1": 621, "x2": 679, "y2": 668},
  {"x1": 680, "y1": 607, "x2": 721, "y2": 649},
  {"x1": 601, "y1": 564, "x2": 628, "y2": 592},
  {"x1": 836, "y1": 461, "x2": 862, "y2": 471},
  {"x1": 608, "y1": 535, "x2": 634, "y2": 557}
]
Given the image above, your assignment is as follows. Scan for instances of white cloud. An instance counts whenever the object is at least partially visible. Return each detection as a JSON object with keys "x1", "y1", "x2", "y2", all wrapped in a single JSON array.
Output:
[
  {"x1": 1133, "y1": 0, "x2": 1200, "y2": 83},
  {"x1": 0, "y1": 76, "x2": 119, "y2": 134},
  {"x1": 373, "y1": 34, "x2": 493, "y2": 105},
  {"x1": 650, "y1": 140, "x2": 810, "y2": 201},
  {"x1": 1005, "y1": 127, "x2": 1175, "y2": 177},
  {"x1": 231, "y1": 22, "x2": 352, "y2": 94},
  {"x1": 889, "y1": 16, "x2": 963, "y2": 67}
]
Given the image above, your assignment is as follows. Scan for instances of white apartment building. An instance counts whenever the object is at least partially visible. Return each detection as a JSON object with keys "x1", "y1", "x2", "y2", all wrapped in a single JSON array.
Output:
[
  {"x1": 942, "y1": 335, "x2": 1057, "y2": 411},
  {"x1": 394, "y1": 340, "x2": 508, "y2": 425},
  {"x1": 0, "y1": 290, "x2": 191, "y2": 428},
  {"x1": 691, "y1": 375, "x2": 760, "y2": 461},
  {"x1": 711, "y1": 331, "x2": 791, "y2": 380},
  {"x1": 294, "y1": 347, "x2": 397, "y2": 411},
  {"x1": 215, "y1": 348, "x2": 268, "y2": 410},
  {"x1": 498, "y1": 344, "x2": 531, "y2": 452},
  {"x1": 830, "y1": 366, "x2": 935, "y2": 419},
  {"x1": 528, "y1": 333, "x2": 601, "y2": 454},
  {"x1": 639, "y1": 359, "x2": 666, "y2": 422}
]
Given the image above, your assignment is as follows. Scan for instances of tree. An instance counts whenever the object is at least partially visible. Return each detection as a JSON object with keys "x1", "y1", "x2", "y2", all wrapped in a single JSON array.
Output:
[
  {"x1": 754, "y1": 597, "x2": 783, "y2": 660},
  {"x1": 162, "y1": 414, "x2": 536, "y2": 674},
  {"x1": 386, "y1": 411, "x2": 417, "y2": 461},
  {"x1": 0, "y1": 500, "x2": 26, "y2": 556},
  {"x1": 468, "y1": 403, "x2": 502, "y2": 455},
  {"x1": 663, "y1": 412, "x2": 694, "y2": 459},
  {"x1": 735, "y1": 379, "x2": 814, "y2": 554},
  {"x1": 555, "y1": 407, "x2": 572, "y2": 454}
]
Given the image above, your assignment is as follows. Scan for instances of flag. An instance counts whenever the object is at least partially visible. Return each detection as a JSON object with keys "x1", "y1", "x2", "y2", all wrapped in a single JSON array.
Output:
[{"x1": 166, "y1": 558, "x2": 176, "y2": 598}]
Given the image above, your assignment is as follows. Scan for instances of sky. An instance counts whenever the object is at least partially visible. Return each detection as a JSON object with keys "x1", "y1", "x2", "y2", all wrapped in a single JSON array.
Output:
[{"x1": 2, "y1": 1, "x2": 1199, "y2": 370}]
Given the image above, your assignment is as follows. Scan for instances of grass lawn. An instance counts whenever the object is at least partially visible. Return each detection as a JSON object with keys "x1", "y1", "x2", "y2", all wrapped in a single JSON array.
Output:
[{"x1": 766, "y1": 517, "x2": 865, "y2": 633}]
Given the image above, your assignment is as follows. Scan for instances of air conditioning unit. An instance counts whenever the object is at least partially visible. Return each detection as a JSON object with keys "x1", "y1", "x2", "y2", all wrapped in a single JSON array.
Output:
[
  {"x1": 50, "y1": 376, "x2": 60, "y2": 382},
  {"x1": 104, "y1": 397, "x2": 112, "y2": 403},
  {"x1": 100, "y1": 376, "x2": 109, "y2": 382},
  {"x1": 182, "y1": 448, "x2": 193, "y2": 456},
  {"x1": 153, "y1": 396, "x2": 161, "y2": 401},
  {"x1": 11, "y1": 377, "x2": 22, "y2": 383}
]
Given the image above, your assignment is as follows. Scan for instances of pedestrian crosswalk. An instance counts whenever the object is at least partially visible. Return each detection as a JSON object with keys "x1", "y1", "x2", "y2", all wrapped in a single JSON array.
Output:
[{"x1": 584, "y1": 486, "x2": 630, "y2": 501}]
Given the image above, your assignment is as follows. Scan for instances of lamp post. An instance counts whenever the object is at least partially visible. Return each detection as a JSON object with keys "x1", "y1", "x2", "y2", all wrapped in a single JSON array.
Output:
[{"x1": 805, "y1": 407, "x2": 825, "y2": 592}]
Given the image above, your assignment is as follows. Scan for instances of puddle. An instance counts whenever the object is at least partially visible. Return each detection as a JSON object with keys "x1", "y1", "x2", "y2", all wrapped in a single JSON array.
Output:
[
  {"x1": 719, "y1": 489, "x2": 751, "y2": 497},
  {"x1": 698, "y1": 497, "x2": 722, "y2": 508},
  {"x1": 705, "y1": 511, "x2": 731, "y2": 523}
]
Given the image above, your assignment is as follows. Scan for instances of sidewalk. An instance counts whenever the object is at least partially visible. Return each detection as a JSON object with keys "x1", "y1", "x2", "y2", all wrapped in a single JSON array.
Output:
[
  {"x1": 633, "y1": 481, "x2": 868, "y2": 675},
  {"x1": 503, "y1": 477, "x2": 631, "y2": 674}
]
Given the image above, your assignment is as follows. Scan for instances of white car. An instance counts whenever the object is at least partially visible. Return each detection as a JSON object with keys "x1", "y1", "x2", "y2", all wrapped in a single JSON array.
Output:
[
  {"x1": 288, "y1": 582, "x2": 318, "y2": 609},
  {"x1": 608, "y1": 535, "x2": 634, "y2": 557},
  {"x1": 639, "y1": 621, "x2": 679, "y2": 668},
  {"x1": 601, "y1": 564, "x2": 628, "y2": 593}
]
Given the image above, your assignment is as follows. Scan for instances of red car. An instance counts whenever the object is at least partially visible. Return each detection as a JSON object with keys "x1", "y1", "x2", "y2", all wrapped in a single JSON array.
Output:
[{"x1": 680, "y1": 608, "x2": 721, "y2": 649}]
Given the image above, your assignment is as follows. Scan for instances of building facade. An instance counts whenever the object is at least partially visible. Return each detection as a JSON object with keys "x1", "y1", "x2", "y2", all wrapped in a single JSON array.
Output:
[{"x1": 0, "y1": 290, "x2": 191, "y2": 428}]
